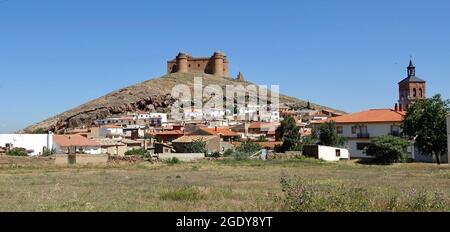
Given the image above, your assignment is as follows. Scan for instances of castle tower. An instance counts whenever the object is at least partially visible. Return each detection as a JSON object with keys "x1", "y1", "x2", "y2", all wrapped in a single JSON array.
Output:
[
  {"x1": 176, "y1": 52, "x2": 188, "y2": 73},
  {"x1": 398, "y1": 59, "x2": 426, "y2": 110},
  {"x1": 223, "y1": 55, "x2": 230, "y2": 78},
  {"x1": 237, "y1": 71, "x2": 244, "y2": 81},
  {"x1": 212, "y1": 51, "x2": 224, "y2": 76}
]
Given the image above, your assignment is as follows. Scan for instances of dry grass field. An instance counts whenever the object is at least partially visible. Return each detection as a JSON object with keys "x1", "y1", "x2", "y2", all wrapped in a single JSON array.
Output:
[{"x1": 0, "y1": 158, "x2": 449, "y2": 212}]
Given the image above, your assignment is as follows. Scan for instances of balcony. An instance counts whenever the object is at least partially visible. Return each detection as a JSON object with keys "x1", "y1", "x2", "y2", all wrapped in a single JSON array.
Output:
[{"x1": 357, "y1": 133, "x2": 370, "y2": 139}]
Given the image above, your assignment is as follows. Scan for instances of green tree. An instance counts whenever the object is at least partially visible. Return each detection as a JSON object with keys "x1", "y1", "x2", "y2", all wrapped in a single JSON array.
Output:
[
  {"x1": 236, "y1": 141, "x2": 262, "y2": 154},
  {"x1": 184, "y1": 140, "x2": 208, "y2": 154},
  {"x1": 402, "y1": 94, "x2": 449, "y2": 165},
  {"x1": 365, "y1": 135, "x2": 410, "y2": 164},
  {"x1": 277, "y1": 116, "x2": 301, "y2": 152},
  {"x1": 306, "y1": 101, "x2": 311, "y2": 110},
  {"x1": 314, "y1": 121, "x2": 346, "y2": 147},
  {"x1": 125, "y1": 148, "x2": 150, "y2": 158}
]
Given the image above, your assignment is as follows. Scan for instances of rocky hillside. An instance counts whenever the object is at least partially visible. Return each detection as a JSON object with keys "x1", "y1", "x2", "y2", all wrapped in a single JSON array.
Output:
[{"x1": 23, "y1": 73, "x2": 344, "y2": 133}]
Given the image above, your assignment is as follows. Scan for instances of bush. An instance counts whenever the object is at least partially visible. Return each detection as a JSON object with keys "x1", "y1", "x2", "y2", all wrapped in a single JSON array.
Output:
[
  {"x1": 6, "y1": 148, "x2": 28, "y2": 156},
  {"x1": 206, "y1": 151, "x2": 221, "y2": 158},
  {"x1": 42, "y1": 148, "x2": 56, "y2": 157},
  {"x1": 166, "y1": 157, "x2": 180, "y2": 164},
  {"x1": 365, "y1": 135, "x2": 409, "y2": 164},
  {"x1": 222, "y1": 149, "x2": 234, "y2": 157},
  {"x1": 184, "y1": 140, "x2": 208, "y2": 154},
  {"x1": 233, "y1": 151, "x2": 251, "y2": 161},
  {"x1": 236, "y1": 142, "x2": 262, "y2": 154},
  {"x1": 125, "y1": 148, "x2": 150, "y2": 158},
  {"x1": 159, "y1": 187, "x2": 204, "y2": 201}
]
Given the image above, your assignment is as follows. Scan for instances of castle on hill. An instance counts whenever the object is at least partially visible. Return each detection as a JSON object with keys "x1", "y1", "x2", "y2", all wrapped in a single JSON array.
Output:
[{"x1": 167, "y1": 51, "x2": 244, "y2": 81}]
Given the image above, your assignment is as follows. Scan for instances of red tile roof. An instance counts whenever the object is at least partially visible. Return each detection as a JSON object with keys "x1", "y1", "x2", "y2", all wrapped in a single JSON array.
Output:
[
  {"x1": 327, "y1": 109, "x2": 405, "y2": 124},
  {"x1": 199, "y1": 127, "x2": 240, "y2": 137},
  {"x1": 152, "y1": 130, "x2": 184, "y2": 135},
  {"x1": 54, "y1": 135, "x2": 99, "y2": 147}
]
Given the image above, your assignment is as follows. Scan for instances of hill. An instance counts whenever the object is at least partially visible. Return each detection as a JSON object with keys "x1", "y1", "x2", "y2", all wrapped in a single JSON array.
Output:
[{"x1": 23, "y1": 73, "x2": 344, "y2": 133}]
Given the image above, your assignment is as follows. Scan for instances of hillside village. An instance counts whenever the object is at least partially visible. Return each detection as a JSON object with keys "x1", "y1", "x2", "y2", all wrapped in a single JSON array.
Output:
[{"x1": 0, "y1": 52, "x2": 448, "y2": 165}]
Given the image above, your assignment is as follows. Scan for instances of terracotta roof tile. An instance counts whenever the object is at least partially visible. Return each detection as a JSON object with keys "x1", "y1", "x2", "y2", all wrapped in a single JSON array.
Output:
[
  {"x1": 199, "y1": 127, "x2": 240, "y2": 137},
  {"x1": 327, "y1": 109, "x2": 405, "y2": 124},
  {"x1": 54, "y1": 135, "x2": 99, "y2": 147}
]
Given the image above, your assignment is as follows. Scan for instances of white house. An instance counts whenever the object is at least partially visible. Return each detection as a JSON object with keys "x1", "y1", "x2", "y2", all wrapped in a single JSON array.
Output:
[
  {"x1": 326, "y1": 108, "x2": 405, "y2": 159},
  {"x1": 303, "y1": 145, "x2": 350, "y2": 161},
  {"x1": 53, "y1": 134, "x2": 101, "y2": 155},
  {"x1": 99, "y1": 125, "x2": 124, "y2": 139},
  {"x1": 0, "y1": 134, "x2": 54, "y2": 156}
]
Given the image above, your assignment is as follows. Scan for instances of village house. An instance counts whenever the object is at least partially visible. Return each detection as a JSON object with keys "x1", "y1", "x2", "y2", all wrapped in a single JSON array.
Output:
[
  {"x1": 99, "y1": 125, "x2": 124, "y2": 139},
  {"x1": 150, "y1": 130, "x2": 185, "y2": 143},
  {"x1": 247, "y1": 122, "x2": 280, "y2": 141},
  {"x1": 322, "y1": 108, "x2": 405, "y2": 159},
  {"x1": 154, "y1": 142, "x2": 174, "y2": 154},
  {"x1": 53, "y1": 134, "x2": 101, "y2": 155},
  {"x1": 194, "y1": 127, "x2": 241, "y2": 142},
  {"x1": 94, "y1": 138, "x2": 127, "y2": 156},
  {"x1": 172, "y1": 135, "x2": 221, "y2": 154},
  {"x1": 121, "y1": 138, "x2": 143, "y2": 151}
]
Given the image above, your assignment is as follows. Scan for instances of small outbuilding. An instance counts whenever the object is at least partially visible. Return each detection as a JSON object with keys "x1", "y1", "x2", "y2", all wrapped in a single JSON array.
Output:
[{"x1": 303, "y1": 145, "x2": 350, "y2": 161}]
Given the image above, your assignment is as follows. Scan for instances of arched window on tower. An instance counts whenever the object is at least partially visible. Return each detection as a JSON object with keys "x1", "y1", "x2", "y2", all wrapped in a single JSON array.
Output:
[
  {"x1": 419, "y1": 88, "x2": 423, "y2": 98},
  {"x1": 413, "y1": 88, "x2": 417, "y2": 98}
]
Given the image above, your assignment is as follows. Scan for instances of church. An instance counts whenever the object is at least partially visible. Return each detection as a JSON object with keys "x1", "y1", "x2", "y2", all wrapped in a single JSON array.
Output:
[{"x1": 398, "y1": 60, "x2": 426, "y2": 110}]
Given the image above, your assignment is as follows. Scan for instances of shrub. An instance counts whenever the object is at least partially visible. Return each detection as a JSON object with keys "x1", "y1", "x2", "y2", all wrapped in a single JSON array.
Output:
[
  {"x1": 233, "y1": 151, "x2": 251, "y2": 161},
  {"x1": 125, "y1": 148, "x2": 150, "y2": 158},
  {"x1": 206, "y1": 151, "x2": 221, "y2": 158},
  {"x1": 6, "y1": 148, "x2": 28, "y2": 156},
  {"x1": 365, "y1": 135, "x2": 409, "y2": 164},
  {"x1": 222, "y1": 149, "x2": 234, "y2": 157},
  {"x1": 165, "y1": 157, "x2": 180, "y2": 164},
  {"x1": 42, "y1": 148, "x2": 56, "y2": 157},
  {"x1": 159, "y1": 187, "x2": 204, "y2": 201},
  {"x1": 184, "y1": 140, "x2": 207, "y2": 154}
]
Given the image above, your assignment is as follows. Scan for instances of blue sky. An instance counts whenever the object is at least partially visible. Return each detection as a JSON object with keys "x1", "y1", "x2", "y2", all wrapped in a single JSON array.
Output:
[{"x1": 0, "y1": 0, "x2": 449, "y2": 133}]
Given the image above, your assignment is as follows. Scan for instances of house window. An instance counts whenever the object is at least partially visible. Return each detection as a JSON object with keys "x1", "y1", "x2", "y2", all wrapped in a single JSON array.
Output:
[
  {"x1": 351, "y1": 126, "x2": 357, "y2": 134},
  {"x1": 335, "y1": 149, "x2": 341, "y2": 157},
  {"x1": 419, "y1": 88, "x2": 423, "y2": 98},
  {"x1": 336, "y1": 126, "x2": 343, "y2": 134},
  {"x1": 413, "y1": 88, "x2": 417, "y2": 98}
]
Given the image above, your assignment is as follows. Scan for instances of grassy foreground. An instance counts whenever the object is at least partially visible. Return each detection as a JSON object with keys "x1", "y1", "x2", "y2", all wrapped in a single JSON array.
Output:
[{"x1": 0, "y1": 158, "x2": 449, "y2": 212}]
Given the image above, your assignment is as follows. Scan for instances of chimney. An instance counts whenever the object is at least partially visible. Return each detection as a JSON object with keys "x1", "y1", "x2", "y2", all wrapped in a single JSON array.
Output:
[{"x1": 394, "y1": 103, "x2": 399, "y2": 111}]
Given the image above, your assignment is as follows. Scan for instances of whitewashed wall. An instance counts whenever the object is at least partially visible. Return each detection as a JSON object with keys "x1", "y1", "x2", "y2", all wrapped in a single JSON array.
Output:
[
  {"x1": 0, "y1": 134, "x2": 53, "y2": 156},
  {"x1": 338, "y1": 122, "x2": 401, "y2": 159},
  {"x1": 317, "y1": 145, "x2": 349, "y2": 161}
]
